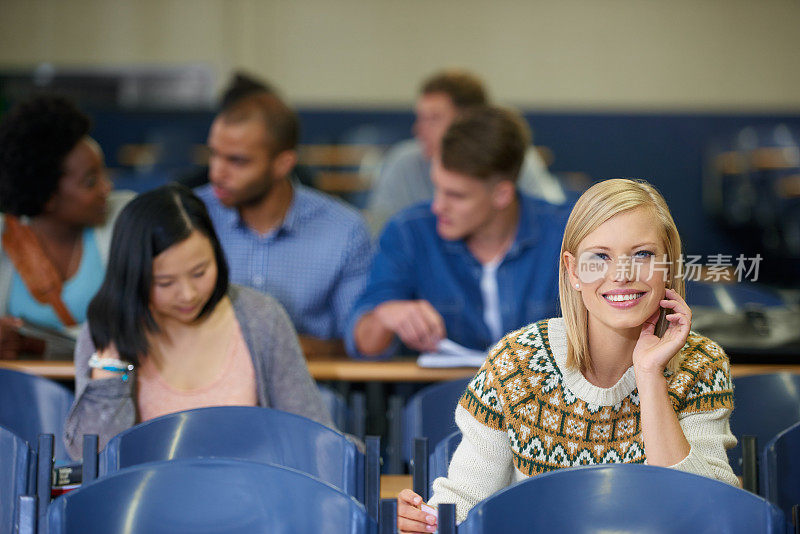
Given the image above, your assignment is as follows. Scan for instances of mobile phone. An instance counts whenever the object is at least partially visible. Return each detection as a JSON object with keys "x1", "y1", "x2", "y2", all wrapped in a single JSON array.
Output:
[{"x1": 654, "y1": 307, "x2": 669, "y2": 338}]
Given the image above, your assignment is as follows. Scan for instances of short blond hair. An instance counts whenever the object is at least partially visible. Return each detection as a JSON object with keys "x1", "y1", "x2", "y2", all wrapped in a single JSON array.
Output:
[{"x1": 558, "y1": 179, "x2": 685, "y2": 371}]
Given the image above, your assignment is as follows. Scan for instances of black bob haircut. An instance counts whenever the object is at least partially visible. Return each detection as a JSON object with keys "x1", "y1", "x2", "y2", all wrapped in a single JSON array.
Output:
[
  {"x1": 0, "y1": 94, "x2": 91, "y2": 216},
  {"x1": 88, "y1": 183, "x2": 229, "y2": 363}
]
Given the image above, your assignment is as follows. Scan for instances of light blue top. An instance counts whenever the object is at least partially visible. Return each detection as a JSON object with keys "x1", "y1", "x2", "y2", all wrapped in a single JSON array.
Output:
[
  {"x1": 0, "y1": 190, "x2": 135, "y2": 319},
  {"x1": 196, "y1": 183, "x2": 373, "y2": 340},
  {"x1": 8, "y1": 228, "x2": 103, "y2": 329}
]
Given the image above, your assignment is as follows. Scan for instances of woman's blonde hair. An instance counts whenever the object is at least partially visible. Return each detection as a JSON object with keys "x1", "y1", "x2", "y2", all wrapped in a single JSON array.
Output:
[{"x1": 558, "y1": 179, "x2": 685, "y2": 371}]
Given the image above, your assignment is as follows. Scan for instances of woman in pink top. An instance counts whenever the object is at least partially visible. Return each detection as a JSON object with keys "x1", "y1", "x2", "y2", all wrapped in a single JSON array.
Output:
[{"x1": 64, "y1": 184, "x2": 333, "y2": 459}]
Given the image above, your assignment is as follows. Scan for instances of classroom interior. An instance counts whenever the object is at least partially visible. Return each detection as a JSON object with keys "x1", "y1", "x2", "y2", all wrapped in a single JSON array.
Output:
[{"x1": 1, "y1": 1, "x2": 800, "y2": 532}]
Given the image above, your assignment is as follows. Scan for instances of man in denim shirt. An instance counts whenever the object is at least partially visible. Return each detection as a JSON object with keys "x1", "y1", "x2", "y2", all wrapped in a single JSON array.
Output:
[{"x1": 347, "y1": 106, "x2": 570, "y2": 359}]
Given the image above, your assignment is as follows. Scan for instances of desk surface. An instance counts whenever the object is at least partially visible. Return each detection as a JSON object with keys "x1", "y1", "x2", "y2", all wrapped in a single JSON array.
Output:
[
  {"x1": 380, "y1": 474, "x2": 412, "y2": 499},
  {"x1": 1, "y1": 358, "x2": 799, "y2": 382}
]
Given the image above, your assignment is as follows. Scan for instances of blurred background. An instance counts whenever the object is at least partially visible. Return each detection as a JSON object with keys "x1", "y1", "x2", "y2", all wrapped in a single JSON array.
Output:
[{"x1": 1, "y1": 0, "x2": 799, "y2": 330}]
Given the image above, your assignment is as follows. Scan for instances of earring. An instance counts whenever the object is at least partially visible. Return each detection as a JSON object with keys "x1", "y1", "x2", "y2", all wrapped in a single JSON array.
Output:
[{"x1": 575, "y1": 283, "x2": 580, "y2": 289}]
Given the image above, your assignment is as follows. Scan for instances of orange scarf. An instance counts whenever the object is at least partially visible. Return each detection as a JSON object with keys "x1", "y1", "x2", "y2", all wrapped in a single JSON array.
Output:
[{"x1": 2, "y1": 215, "x2": 77, "y2": 327}]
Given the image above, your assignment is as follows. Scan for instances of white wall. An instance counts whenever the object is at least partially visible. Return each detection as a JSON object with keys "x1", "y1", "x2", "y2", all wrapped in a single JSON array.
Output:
[{"x1": 2, "y1": 0, "x2": 799, "y2": 110}]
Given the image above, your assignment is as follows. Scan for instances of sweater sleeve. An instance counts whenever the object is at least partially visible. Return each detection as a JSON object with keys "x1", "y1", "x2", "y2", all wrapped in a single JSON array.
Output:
[
  {"x1": 667, "y1": 408, "x2": 739, "y2": 486},
  {"x1": 428, "y1": 405, "x2": 514, "y2": 523},
  {"x1": 63, "y1": 323, "x2": 136, "y2": 460},
  {"x1": 427, "y1": 356, "x2": 513, "y2": 523},
  {"x1": 662, "y1": 335, "x2": 738, "y2": 486}
]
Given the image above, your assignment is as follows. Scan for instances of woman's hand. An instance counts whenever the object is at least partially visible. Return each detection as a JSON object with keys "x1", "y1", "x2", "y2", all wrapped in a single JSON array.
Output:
[
  {"x1": 397, "y1": 488, "x2": 438, "y2": 533},
  {"x1": 632, "y1": 288, "x2": 692, "y2": 375}
]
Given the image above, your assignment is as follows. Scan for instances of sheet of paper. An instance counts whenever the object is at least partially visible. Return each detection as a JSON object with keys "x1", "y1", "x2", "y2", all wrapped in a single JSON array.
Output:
[{"x1": 416, "y1": 339, "x2": 487, "y2": 368}]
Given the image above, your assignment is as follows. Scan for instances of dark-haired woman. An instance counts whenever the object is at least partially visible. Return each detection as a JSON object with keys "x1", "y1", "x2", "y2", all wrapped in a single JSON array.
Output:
[
  {"x1": 64, "y1": 184, "x2": 333, "y2": 459},
  {"x1": 0, "y1": 95, "x2": 133, "y2": 359}
]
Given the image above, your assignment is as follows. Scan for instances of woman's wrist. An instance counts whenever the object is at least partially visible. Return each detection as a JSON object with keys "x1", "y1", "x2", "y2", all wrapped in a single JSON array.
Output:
[
  {"x1": 633, "y1": 365, "x2": 668, "y2": 390},
  {"x1": 88, "y1": 352, "x2": 134, "y2": 382}
]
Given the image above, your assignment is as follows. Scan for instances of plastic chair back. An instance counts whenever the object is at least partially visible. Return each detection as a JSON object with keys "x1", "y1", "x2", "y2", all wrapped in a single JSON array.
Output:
[
  {"x1": 47, "y1": 458, "x2": 377, "y2": 534},
  {"x1": 455, "y1": 464, "x2": 786, "y2": 534},
  {"x1": 729, "y1": 373, "x2": 800, "y2": 475},
  {"x1": 402, "y1": 377, "x2": 471, "y2": 462},
  {"x1": 318, "y1": 384, "x2": 348, "y2": 431},
  {"x1": 100, "y1": 406, "x2": 366, "y2": 502},
  {"x1": 429, "y1": 429, "x2": 462, "y2": 488},
  {"x1": 761, "y1": 420, "x2": 800, "y2": 522},
  {"x1": 0, "y1": 425, "x2": 33, "y2": 533},
  {"x1": 0, "y1": 368, "x2": 74, "y2": 462}
]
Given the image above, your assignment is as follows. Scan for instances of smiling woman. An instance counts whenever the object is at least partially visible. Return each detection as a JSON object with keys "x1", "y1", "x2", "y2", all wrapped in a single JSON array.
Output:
[
  {"x1": 396, "y1": 179, "x2": 739, "y2": 530},
  {"x1": 63, "y1": 184, "x2": 335, "y2": 460}
]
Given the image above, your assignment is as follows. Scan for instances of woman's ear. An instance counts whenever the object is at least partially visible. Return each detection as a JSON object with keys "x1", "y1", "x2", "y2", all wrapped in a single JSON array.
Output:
[{"x1": 563, "y1": 251, "x2": 581, "y2": 289}]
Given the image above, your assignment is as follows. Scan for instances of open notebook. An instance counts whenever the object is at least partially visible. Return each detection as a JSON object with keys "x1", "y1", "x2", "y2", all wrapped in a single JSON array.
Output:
[{"x1": 416, "y1": 339, "x2": 487, "y2": 368}]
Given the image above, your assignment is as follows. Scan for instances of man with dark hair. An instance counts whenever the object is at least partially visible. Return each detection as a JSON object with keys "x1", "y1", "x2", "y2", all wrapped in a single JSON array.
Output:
[
  {"x1": 367, "y1": 68, "x2": 565, "y2": 233},
  {"x1": 347, "y1": 105, "x2": 570, "y2": 359},
  {"x1": 219, "y1": 71, "x2": 276, "y2": 110},
  {"x1": 180, "y1": 72, "x2": 315, "y2": 189},
  {"x1": 196, "y1": 87, "x2": 372, "y2": 341}
]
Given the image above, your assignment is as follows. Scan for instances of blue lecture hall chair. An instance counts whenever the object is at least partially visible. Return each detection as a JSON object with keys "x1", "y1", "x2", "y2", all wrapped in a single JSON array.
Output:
[
  {"x1": 0, "y1": 368, "x2": 74, "y2": 462},
  {"x1": 395, "y1": 377, "x2": 471, "y2": 472},
  {"x1": 728, "y1": 373, "x2": 800, "y2": 476},
  {"x1": 409, "y1": 431, "x2": 463, "y2": 501},
  {"x1": 761, "y1": 420, "x2": 800, "y2": 525},
  {"x1": 318, "y1": 384, "x2": 367, "y2": 440},
  {"x1": 96, "y1": 406, "x2": 380, "y2": 521},
  {"x1": 319, "y1": 383, "x2": 349, "y2": 431},
  {"x1": 44, "y1": 458, "x2": 378, "y2": 534},
  {"x1": 429, "y1": 431, "x2": 461, "y2": 494},
  {"x1": 435, "y1": 464, "x2": 786, "y2": 534},
  {"x1": 0, "y1": 425, "x2": 34, "y2": 534}
]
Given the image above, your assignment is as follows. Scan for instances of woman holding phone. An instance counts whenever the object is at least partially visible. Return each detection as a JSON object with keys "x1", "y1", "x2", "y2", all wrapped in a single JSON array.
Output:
[
  {"x1": 64, "y1": 184, "x2": 332, "y2": 459},
  {"x1": 398, "y1": 178, "x2": 738, "y2": 530}
]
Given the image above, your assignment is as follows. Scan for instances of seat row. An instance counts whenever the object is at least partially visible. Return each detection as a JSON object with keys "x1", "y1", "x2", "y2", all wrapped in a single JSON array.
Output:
[
  {"x1": 0, "y1": 367, "x2": 365, "y2": 464},
  {"x1": 6, "y1": 422, "x2": 796, "y2": 534},
  {"x1": 2, "y1": 368, "x2": 800, "y2": 532},
  {"x1": 402, "y1": 372, "x2": 800, "y2": 531},
  {"x1": 4, "y1": 405, "x2": 386, "y2": 534}
]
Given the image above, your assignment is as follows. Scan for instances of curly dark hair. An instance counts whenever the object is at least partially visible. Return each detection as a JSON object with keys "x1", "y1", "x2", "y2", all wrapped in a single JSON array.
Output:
[{"x1": 0, "y1": 95, "x2": 91, "y2": 216}]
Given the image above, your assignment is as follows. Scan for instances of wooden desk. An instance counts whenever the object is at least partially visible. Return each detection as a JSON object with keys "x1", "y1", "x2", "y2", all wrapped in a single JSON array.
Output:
[
  {"x1": 730, "y1": 364, "x2": 800, "y2": 377},
  {"x1": 380, "y1": 474, "x2": 412, "y2": 499},
  {"x1": 0, "y1": 360, "x2": 74, "y2": 380},
  {"x1": 0, "y1": 357, "x2": 478, "y2": 382},
  {"x1": 1, "y1": 359, "x2": 799, "y2": 383},
  {"x1": 307, "y1": 356, "x2": 477, "y2": 382}
]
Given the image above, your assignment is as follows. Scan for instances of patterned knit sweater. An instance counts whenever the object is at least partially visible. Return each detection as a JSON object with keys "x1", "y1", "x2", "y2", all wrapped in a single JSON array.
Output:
[{"x1": 429, "y1": 317, "x2": 738, "y2": 521}]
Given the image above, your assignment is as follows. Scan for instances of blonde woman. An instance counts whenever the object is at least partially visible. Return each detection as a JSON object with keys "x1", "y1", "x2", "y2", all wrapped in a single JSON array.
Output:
[{"x1": 398, "y1": 179, "x2": 738, "y2": 531}]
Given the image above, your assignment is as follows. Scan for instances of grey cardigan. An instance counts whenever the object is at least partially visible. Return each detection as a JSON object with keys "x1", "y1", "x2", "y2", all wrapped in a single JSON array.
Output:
[{"x1": 63, "y1": 284, "x2": 334, "y2": 460}]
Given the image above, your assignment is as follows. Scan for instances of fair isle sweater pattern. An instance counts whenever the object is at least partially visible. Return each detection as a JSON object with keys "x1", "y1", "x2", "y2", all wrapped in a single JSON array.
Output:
[{"x1": 460, "y1": 319, "x2": 734, "y2": 477}]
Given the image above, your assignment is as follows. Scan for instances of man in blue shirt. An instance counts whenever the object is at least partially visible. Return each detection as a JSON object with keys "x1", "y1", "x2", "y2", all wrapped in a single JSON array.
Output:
[
  {"x1": 347, "y1": 105, "x2": 570, "y2": 358},
  {"x1": 197, "y1": 87, "x2": 372, "y2": 341},
  {"x1": 366, "y1": 69, "x2": 566, "y2": 235}
]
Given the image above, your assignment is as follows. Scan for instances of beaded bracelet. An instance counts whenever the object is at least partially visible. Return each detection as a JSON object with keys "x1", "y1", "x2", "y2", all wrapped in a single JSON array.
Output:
[{"x1": 88, "y1": 353, "x2": 135, "y2": 383}]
